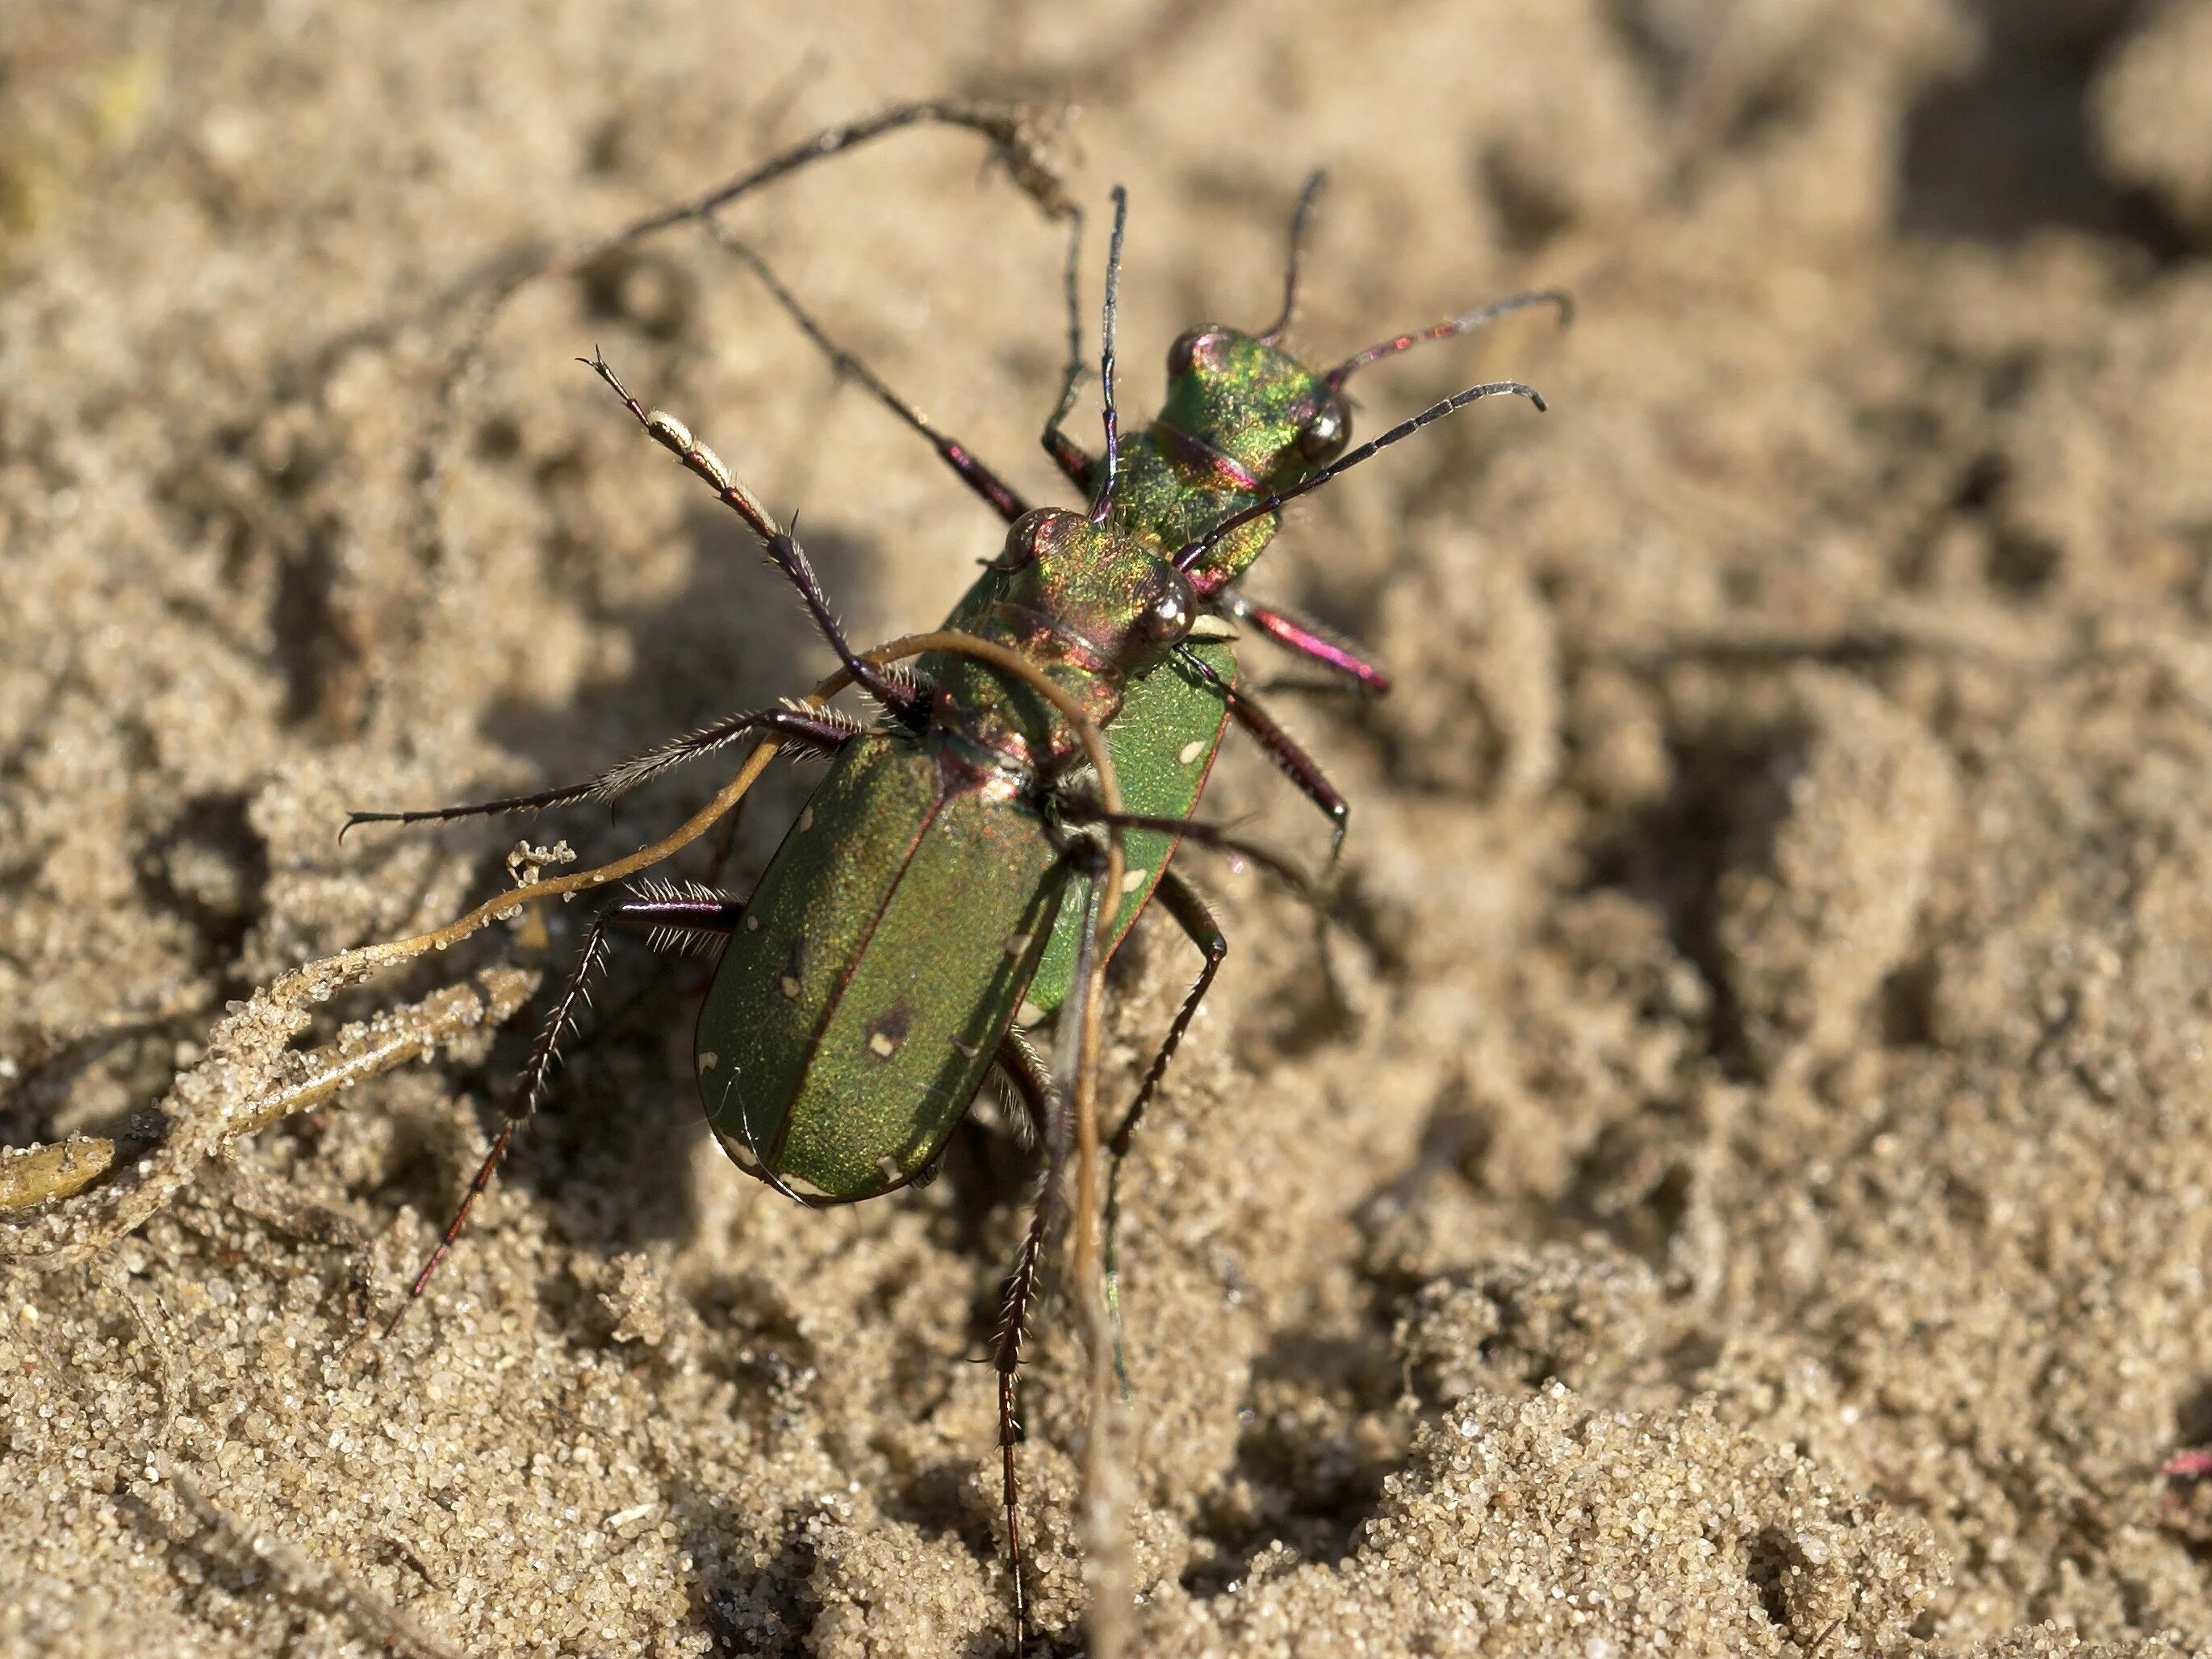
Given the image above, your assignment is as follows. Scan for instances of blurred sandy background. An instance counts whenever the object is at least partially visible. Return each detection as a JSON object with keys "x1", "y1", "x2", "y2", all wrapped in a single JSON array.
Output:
[{"x1": 8, "y1": 0, "x2": 2212, "y2": 1653}]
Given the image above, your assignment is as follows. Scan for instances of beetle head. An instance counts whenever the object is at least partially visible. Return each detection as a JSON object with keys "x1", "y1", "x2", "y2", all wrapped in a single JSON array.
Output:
[
  {"x1": 997, "y1": 508, "x2": 1195, "y2": 671},
  {"x1": 1156, "y1": 325, "x2": 1352, "y2": 491}
]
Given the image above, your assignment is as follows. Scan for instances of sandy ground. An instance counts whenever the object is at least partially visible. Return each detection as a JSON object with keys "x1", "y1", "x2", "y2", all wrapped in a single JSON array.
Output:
[{"x1": 7, "y1": 1, "x2": 2212, "y2": 1653}]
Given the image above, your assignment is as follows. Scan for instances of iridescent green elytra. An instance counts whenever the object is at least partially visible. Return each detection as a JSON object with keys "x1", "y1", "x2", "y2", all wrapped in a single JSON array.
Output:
[
  {"x1": 731, "y1": 191, "x2": 1559, "y2": 1063},
  {"x1": 1014, "y1": 629, "x2": 1234, "y2": 1016},
  {"x1": 347, "y1": 306, "x2": 1202, "y2": 1653},
  {"x1": 697, "y1": 505, "x2": 1198, "y2": 1201},
  {"x1": 695, "y1": 729, "x2": 1066, "y2": 1198}
]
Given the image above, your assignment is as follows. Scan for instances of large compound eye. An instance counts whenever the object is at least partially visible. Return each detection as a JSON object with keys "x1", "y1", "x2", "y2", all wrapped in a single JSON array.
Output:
[
  {"x1": 997, "y1": 508, "x2": 1062, "y2": 573},
  {"x1": 1166, "y1": 327, "x2": 1228, "y2": 379},
  {"x1": 1139, "y1": 566, "x2": 1197, "y2": 647},
  {"x1": 1294, "y1": 397, "x2": 1350, "y2": 466}
]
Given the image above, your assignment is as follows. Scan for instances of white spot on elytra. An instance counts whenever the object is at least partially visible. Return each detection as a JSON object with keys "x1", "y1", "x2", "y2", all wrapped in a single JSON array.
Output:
[
  {"x1": 1177, "y1": 739, "x2": 1205, "y2": 765},
  {"x1": 1121, "y1": 866, "x2": 1149, "y2": 894},
  {"x1": 868, "y1": 1031, "x2": 897, "y2": 1059},
  {"x1": 779, "y1": 975, "x2": 801, "y2": 999},
  {"x1": 697, "y1": 1051, "x2": 718, "y2": 1073},
  {"x1": 1003, "y1": 931, "x2": 1031, "y2": 958},
  {"x1": 1016, "y1": 999, "x2": 1047, "y2": 1027},
  {"x1": 744, "y1": 913, "x2": 760, "y2": 931},
  {"x1": 797, "y1": 805, "x2": 814, "y2": 833},
  {"x1": 952, "y1": 1038, "x2": 981, "y2": 1059},
  {"x1": 876, "y1": 1155, "x2": 904, "y2": 1181}
]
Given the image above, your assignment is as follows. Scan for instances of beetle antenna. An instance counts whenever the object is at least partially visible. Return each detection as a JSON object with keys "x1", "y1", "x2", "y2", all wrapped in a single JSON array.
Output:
[
  {"x1": 1173, "y1": 378, "x2": 1547, "y2": 573},
  {"x1": 1089, "y1": 186, "x2": 1129, "y2": 526},
  {"x1": 1257, "y1": 169, "x2": 1326, "y2": 346},
  {"x1": 1323, "y1": 288, "x2": 1573, "y2": 391}
]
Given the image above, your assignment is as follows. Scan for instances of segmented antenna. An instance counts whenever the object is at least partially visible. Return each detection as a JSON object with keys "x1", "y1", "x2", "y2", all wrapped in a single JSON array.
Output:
[
  {"x1": 1325, "y1": 289, "x2": 1573, "y2": 390},
  {"x1": 1089, "y1": 186, "x2": 1129, "y2": 526},
  {"x1": 1172, "y1": 378, "x2": 1547, "y2": 574},
  {"x1": 1257, "y1": 170, "x2": 1327, "y2": 346}
]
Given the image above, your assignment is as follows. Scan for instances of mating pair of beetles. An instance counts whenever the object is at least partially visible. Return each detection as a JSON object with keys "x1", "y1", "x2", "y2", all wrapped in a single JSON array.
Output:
[{"x1": 352, "y1": 127, "x2": 1561, "y2": 1644}]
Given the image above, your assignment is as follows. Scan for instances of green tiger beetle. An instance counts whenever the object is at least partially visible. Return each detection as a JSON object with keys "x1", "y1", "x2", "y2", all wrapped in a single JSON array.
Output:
[
  {"x1": 717, "y1": 174, "x2": 1563, "y2": 1312},
  {"x1": 346, "y1": 187, "x2": 1547, "y2": 1645}
]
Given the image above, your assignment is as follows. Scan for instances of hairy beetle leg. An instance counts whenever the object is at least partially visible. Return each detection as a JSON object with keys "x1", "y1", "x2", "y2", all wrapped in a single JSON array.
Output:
[
  {"x1": 342, "y1": 705, "x2": 859, "y2": 838},
  {"x1": 583, "y1": 354, "x2": 925, "y2": 721},
  {"x1": 989, "y1": 1030, "x2": 1058, "y2": 1649},
  {"x1": 1100, "y1": 869, "x2": 1227, "y2": 1394},
  {"x1": 718, "y1": 232, "x2": 1033, "y2": 526},
  {"x1": 385, "y1": 890, "x2": 743, "y2": 1336}
]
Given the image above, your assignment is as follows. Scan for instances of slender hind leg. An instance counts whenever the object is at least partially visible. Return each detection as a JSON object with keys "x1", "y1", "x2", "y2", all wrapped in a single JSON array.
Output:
[
  {"x1": 343, "y1": 704, "x2": 859, "y2": 836},
  {"x1": 1106, "y1": 872, "x2": 1227, "y2": 1164},
  {"x1": 1206, "y1": 679, "x2": 1359, "y2": 1014},
  {"x1": 384, "y1": 886, "x2": 742, "y2": 1335},
  {"x1": 1100, "y1": 871, "x2": 1226, "y2": 1392},
  {"x1": 454, "y1": 100, "x2": 1071, "y2": 345},
  {"x1": 572, "y1": 100, "x2": 1071, "y2": 274},
  {"x1": 986, "y1": 831, "x2": 1120, "y2": 1653},
  {"x1": 585, "y1": 353, "x2": 924, "y2": 719},
  {"x1": 1170, "y1": 663, "x2": 1358, "y2": 1021},
  {"x1": 419, "y1": 101, "x2": 1071, "y2": 669},
  {"x1": 1047, "y1": 808, "x2": 1339, "y2": 1389},
  {"x1": 1052, "y1": 803, "x2": 1315, "y2": 1328},
  {"x1": 989, "y1": 1030, "x2": 1060, "y2": 1648},
  {"x1": 713, "y1": 207, "x2": 1105, "y2": 516},
  {"x1": 1060, "y1": 809, "x2": 1320, "y2": 915},
  {"x1": 730, "y1": 207, "x2": 1104, "y2": 513},
  {"x1": 717, "y1": 232, "x2": 1033, "y2": 524}
]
